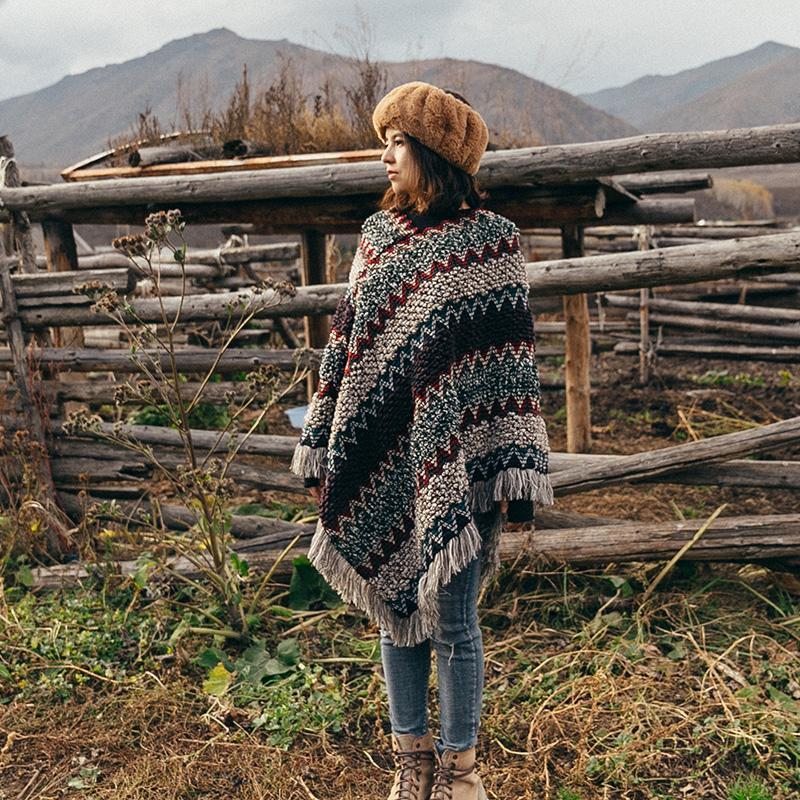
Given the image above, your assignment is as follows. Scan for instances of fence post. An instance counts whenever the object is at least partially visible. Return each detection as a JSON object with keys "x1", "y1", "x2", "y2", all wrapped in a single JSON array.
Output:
[
  {"x1": 0, "y1": 258, "x2": 65, "y2": 555},
  {"x1": 301, "y1": 229, "x2": 330, "y2": 401},
  {"x1": 560, "y1": 224, "x2": 592, "y2": 453}
]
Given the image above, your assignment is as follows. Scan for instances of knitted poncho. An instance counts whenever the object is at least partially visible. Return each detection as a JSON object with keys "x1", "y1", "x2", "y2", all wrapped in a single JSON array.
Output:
[{"x1": 291, "y1": 207, "x2": 552, "y2": 645}]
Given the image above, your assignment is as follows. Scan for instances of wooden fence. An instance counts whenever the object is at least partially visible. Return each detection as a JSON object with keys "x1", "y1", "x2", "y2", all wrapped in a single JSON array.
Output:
[{"x1": 1, "y1": 125, "x2": 800, "y2": 583}]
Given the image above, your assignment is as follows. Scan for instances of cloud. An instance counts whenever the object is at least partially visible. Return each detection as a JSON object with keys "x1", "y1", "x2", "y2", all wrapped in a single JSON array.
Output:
[{"x1": 1, "y1": 0, "x2": 800, "y2": 103}]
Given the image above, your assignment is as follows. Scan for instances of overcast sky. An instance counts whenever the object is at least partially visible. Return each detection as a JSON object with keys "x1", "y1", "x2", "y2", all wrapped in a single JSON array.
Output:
[{"x1": 2, "y1": 0, "x2": 800, "y2": 103}]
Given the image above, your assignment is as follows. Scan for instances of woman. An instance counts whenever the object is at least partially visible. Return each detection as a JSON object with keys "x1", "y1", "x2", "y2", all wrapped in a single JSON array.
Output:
[{"x1": 291, "y1": 82, "x2": 552, "y2": 800}]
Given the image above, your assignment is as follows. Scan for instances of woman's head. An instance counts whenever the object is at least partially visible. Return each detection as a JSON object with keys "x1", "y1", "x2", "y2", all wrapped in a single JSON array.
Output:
[
  {"x1": 372, "y1": 82, "x2": 489, "y2": 216},
  {"x1": 379, "y1": 127, "x2": 485, "y2": 216}
]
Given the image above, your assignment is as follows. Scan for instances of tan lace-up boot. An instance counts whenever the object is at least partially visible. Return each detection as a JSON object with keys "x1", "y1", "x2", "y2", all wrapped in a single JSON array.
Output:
[
  {"x1": 430, "y1": 747, "x2": 487, "y2": 800},
  {"x1": 388, "y1": 731, "x2": 436, "y2": 800}
]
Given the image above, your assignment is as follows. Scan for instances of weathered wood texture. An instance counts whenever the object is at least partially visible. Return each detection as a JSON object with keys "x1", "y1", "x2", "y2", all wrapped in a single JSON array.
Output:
[
  {"x1": 10, "y1": 268, "x2": 136, "y2": 298},
  {"x1": 525, "y1": 231, "x2": 800, "y2": 296},
  {"x1": 6, "y1": 123, "x2": 800, "y2": 215},
  {"x1": 550, "y1": 452, "x2": 800, "y2": 489},
  {"x1": 73, "y1": 242, "x2": 300, "y2": 270},
  {"x1": 0, "y1": 260, "x2": 62, "y2": 552},
  {"x1": 0, "y1": 347, "x2": 322, "y2": 373},
  {"x1": 560, "y1": 224, "x2": 591, "y2": 453},
  {"x1": 0, "y1": 137, "x2": 37, "y2": 275},
  {"x1": 614, "y1": 341, "x2": 800, "y2": 362},
  {"x1": 629, "y1": 311, "x2": 800, "y2": 342},
  {"x1": 551, "y1": 416, "x2": 800, "y2": 495},
  {"x1": 605, "y1": 293, "x2": 800, "y2": 323},
  {"x1": 302, "y1": 230, "x2": 330, "y2": 400},
  {"x1": 28, "y1": 514, "x2": 800, "y2": 588},
  {"x1": 12, "y1": 232, "x2": 800, "y2": 329}
]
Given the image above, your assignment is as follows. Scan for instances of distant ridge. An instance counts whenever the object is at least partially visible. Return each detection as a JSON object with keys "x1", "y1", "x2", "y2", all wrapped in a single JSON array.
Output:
[
  {"x1": 580, "y1": 40, "x2": 800, "y2": 131},
  {"x1": 0, "y1": 28, "x2": 637, "y2": 168}
]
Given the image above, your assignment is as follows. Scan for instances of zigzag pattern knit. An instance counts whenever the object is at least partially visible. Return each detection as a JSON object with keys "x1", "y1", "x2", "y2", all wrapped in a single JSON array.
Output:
[{"x1": 291, "y1": 207, "x2": 552, "y2": 645}]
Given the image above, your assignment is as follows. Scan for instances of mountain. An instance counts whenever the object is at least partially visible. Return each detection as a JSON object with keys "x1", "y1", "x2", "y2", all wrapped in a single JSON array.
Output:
[
  {"x1": 0, "y1": 28, "x2": 637, "y2": 168},
  {"x1": 580, "y1": 40, "x2": 800, "y2": 131}
]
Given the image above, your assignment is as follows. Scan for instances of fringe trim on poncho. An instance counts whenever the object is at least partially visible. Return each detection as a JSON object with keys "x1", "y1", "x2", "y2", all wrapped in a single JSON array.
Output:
[
  {"x1": 469, "y1": 468, "x2": 554, "y2": 513},
  {"x1": 308, "y1": 509, "x2": 505, "y2": 648}
]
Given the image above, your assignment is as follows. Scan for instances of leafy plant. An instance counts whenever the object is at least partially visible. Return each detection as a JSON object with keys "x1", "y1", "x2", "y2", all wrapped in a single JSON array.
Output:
[
  {"x1": 727, "y1": 776, "x2": 773, "y2": 800},
  {"x1": 64, "y1": 210, "x2": 311, "y2": 640},
  {"x1": 288, "y1": 555, "x2": 342, "y2": 610}
]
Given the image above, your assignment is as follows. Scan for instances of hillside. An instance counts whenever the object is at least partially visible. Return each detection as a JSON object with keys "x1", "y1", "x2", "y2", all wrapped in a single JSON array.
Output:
[
  {"x1": 644, "y1": 50, "x2": 800, "y2": 132},
  {"x1": 0, "y1": 28, "x2": 637, "y2": 168},
  {"x1": 580, "y1": 40, "x2": 799, "y2": 131}
]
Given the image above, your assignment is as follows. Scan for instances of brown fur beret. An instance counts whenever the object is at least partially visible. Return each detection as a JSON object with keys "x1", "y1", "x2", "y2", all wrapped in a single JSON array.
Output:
[{"x1": 372, "y1": 82, "x2": 489, "y2": 176}]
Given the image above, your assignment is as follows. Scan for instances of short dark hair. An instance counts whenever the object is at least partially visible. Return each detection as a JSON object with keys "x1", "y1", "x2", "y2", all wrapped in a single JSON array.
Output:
[{"x1": 379, "y1": 132, "x2": 487, "y2": 217}]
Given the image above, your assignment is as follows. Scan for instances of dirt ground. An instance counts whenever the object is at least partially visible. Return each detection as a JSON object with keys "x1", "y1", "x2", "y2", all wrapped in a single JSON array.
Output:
[{"x1": 2, "y1": 347, "x2": 799, "y2": 800}]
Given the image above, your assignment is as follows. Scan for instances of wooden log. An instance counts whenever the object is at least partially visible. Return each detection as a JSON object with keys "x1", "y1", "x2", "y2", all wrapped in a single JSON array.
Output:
[
  {"x1": 525, "y1": 231, "x2": 800, "y2": 297},
  {"x1": 65, "y1": 147, "x2": 384, "y2": 181},
  {"x1": 56, "y1": 491, "x2": 315, "y2": 541},
  {"x1": 605, "y1": 293, "x2": 800, "y2": 324},
  {"x1": 560, "y1": 224, "x2": 591, "y2": 453},
  {"x1": 6, "y1": 192, "x2": 695, "y2": 231},
  {"x1": 528, "y1": 515, "x2": 800, "y2": 564},
  {"x1": 0, "y1": 346, "x2": 322, "y2": 373},
  {"x1": 628, "y1": 311, "x2": 800, "y2": 343},
  {"x1": 0, "y1": 259, "x2": 63, "y2": 553},
  {"x1": 10, "y1": 231, "x2": 800, "y2": 331},
  {"x1": 76, "y1": 242, "x2": 300, "y2": 269},
  {"x1": 58, "y1": 421, "x2": 300, "y2": 457},
  {"x1": 49, "y1": 454, "x2": 301, "y2": 493},
  {"x1": 614, "y1": 340, "x2": 800, "y2": 362},
  {"x1": 652, "y1": 225, "x2": 797, "y2": 239},
  {"x1": 633, "y1": 226, "x2": 654, "y2": 384},
  {"x1": 10, "y1": 267, "x2": 136, "y2": 298},
  {"x1": 128, "y1": 144, "x2": 221, "y2": 168},
  {"x1": 614, "y1": 172, "x2": 713, "y2": 194},
  {"x1": 550, "y1": 452, "x2": 800, "y2": 489},
  {"x1": 23, "y1": 378, "x2": 295, "y2": 405},
  {"x1": 28, "y1": 513, "x2": 800, "y2": 588},
  {"x1": 302, "y1": 230, "x2": 329, "y2": 401},
  {"x1": 0, "y1": 137, "x2": 37, "y2": 275},
  {"x1": 50, "y1": 432, "x2": 800, "y2": 490},
  {"x1": 16, "y1": 282, "x2": 344, "y2": 328},
  {"x1": 551, "y1": 415, "x2": 800, "y2": 495},
  {"x1": 222, "y1": 139, "x2": 273, "y2": 159},
  {"x1": 8, "y1": 123, "x2": 800, "y2": 215}
]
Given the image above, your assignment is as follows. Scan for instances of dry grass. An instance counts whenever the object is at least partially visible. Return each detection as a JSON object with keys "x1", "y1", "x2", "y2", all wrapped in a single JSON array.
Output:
[
  {"x1": 112, "y1": 54, "x2": 387, "y2": 158},
  {"x1": 1, "y1": 556, "x2": 798, "y2": 799}
]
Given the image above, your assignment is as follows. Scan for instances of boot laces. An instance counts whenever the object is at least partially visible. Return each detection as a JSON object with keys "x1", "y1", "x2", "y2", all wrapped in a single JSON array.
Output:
[
  {"x1": 393, "y1": 749, "x2": 432, "y2": 800},
  {"x1": 431, "y1": 762, "x2": 474, "y2": 799}
]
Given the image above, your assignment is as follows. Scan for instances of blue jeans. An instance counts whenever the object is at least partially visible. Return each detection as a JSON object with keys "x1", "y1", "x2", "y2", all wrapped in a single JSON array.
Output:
[{"x1": 380, "y1": 510, "x2": 498, "y2": 752}]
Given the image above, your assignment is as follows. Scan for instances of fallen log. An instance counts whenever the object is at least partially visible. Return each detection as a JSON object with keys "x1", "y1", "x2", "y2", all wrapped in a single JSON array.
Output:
[
  {"x1": 222, "y1": 139, "x2": 273, "y2": 159},
  {"x1": 29, "y1": 513, "x2": 800, "y2": 588},
  {"x1": 57, "y1": 492, "x2": 315, "y2": 541},
  {"x1": 551, "y1": 415, "x2": 800, "y2": 495},
  {"x1": 24, "y1": 378, "x2": 287, "y2": 405}
]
